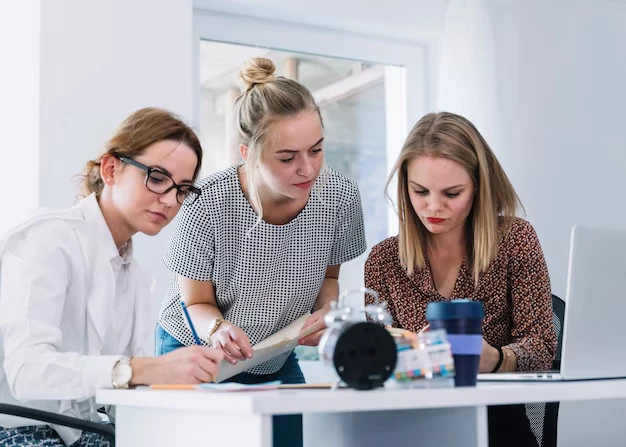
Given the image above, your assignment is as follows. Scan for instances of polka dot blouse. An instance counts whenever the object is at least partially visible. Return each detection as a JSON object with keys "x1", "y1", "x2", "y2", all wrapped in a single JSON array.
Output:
[
  {"x1": 365, "y1": 217, "x2": 556, "y2": 371},
  {"x1": 159, "y1": 165, "x2": 367, "y2": 375}
]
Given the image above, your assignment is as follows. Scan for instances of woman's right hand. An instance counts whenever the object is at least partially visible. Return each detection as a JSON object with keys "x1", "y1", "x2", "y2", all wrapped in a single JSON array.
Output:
[
  {"x1": 131, "y1": 346, "x2": 224, "y2": 385},
  {"x1": 210, "y1": 322, "x2": 254, "y2": 365}
]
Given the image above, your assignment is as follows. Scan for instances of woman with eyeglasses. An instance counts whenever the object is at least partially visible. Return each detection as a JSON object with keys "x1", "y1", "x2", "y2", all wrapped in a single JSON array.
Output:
[
  {"x1": 0, "y1": 108, "x2": 223, "y2": 447},
  {"x1": 155, "y1": 58, "x2": 366, "y2": 447}
]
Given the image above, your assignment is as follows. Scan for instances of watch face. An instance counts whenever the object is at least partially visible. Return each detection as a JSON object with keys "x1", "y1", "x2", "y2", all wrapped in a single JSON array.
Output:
[{"x1": 113, "y1": 362, "x2": 132, "y2": 387}]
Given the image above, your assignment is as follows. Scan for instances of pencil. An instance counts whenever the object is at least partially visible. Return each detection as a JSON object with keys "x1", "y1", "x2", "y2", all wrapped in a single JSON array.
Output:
[
  {"x1": 151, "y1": 384, "x2": 198, "y2": 390},
  {"x1": 179, "y1": 301, "x2": 202, "y2": 345}
]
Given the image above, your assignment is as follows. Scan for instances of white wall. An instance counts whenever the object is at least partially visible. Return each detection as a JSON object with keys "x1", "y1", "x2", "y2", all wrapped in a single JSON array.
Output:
[
  {"x1": 0, "y1": 0, "x2": 193, "y2": 296},
  {"x1": 0, "y1": 1, "x2": 41, "y2": 233},
  {"x1": 193, "y1": 0, "x2": 447, "y2": 42},
  {"x1": 489, "y1": 0, "x2": 626, "y2": 300},
  {"x1": 487, "y1": 1, "x2": 626, "y2": 444}
]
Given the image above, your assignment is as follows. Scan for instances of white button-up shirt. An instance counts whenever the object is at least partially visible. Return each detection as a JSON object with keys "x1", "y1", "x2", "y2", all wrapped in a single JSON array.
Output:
[{"x1": 0, "y1": 194, "x2": 156, "y2": 444}]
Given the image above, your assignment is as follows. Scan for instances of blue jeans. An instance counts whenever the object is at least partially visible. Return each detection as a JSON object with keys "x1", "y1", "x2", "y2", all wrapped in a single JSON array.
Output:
[{"x1": 155, "y1": 324, "x2": 304, "y2": 447}]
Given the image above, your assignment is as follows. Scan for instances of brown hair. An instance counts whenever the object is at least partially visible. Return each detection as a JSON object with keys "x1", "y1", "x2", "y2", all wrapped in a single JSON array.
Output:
[
  {"x1": 79, "y1": 107, "x2": 202, "y2": 198},
  {"x1": 234, "y1": 57, "x2": 322, "y2": 217},
  {"x1": 386, "y1": 112, "x2": 524, "y2": 284}
]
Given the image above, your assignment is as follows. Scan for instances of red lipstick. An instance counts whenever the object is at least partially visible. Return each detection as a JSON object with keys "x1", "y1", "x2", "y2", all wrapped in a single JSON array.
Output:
[{"x1": 426, "y1": 217, "x2": 445, "y2": 224}]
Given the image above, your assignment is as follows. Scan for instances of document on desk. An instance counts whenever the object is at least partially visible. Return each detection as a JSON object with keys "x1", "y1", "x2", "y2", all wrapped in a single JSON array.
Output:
[{"x1": 214, "y1": 314, "x2": 313, "y2": 383}]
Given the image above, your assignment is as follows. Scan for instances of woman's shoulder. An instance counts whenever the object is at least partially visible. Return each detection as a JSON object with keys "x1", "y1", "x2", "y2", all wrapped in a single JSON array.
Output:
[
  {"x1": 369, "y1": 236, "x2": 399, "y2": 259},
  {"x1": 196, "y1": 165, "x2": 239, "y2": 193},
  {"x1": 504, "y1": 216, "x2": 538, "y2": 238},
  {"x1": 319, "y1": 168, "x2": 360, "y2": 203},
  {"x1": 500, "y1": 216, "x2": 542, "y2": 252},
  {"x1": 1, "y1": 216, "x2": 82, "y2": 262},
  {"x1": 192, "y1": 166, "x2": 243, "y2": 213}
]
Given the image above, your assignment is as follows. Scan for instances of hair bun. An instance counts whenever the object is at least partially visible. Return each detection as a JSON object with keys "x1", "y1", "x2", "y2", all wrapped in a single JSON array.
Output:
[{"x1": 239, "y1": 57, "x2": 276, "y2": 90}]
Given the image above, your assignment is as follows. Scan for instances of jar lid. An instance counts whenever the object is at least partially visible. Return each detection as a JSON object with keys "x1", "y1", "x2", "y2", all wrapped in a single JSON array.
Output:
[{"x1": 426, "y1": 299, "x2": 484, "y2": 321}]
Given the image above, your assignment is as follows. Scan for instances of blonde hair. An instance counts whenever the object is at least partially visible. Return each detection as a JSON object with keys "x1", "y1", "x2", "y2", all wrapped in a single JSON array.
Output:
[
  {"x1": 234, "y1": 57, "x2": 321, "y2": 218},
  {"x1": 79, "y1": 107, "x2": 202, "y2": 199},
  {"x1": 386, "y1": 112, "x2": 524, "y2": 284}
]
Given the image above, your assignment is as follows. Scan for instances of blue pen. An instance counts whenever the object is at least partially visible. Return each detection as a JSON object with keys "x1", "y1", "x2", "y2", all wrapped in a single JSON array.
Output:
[{"x1": 179, "y1": 301, "x2": 202, "y2": 345}]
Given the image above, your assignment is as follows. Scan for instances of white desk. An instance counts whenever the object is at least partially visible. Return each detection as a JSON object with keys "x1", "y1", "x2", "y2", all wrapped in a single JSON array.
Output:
[{"x1": 97, "y1": 379, "x2": 626, "y2": 447}]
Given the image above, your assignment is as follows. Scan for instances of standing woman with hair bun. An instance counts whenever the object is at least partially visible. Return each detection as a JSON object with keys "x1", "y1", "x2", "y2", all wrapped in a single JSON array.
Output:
[
  {"x1": 0, "y1": 108, "x2": 224, "y2": 447},
  {"x1": 156, "y1": 58, "x2": 366, "y2": 447}
]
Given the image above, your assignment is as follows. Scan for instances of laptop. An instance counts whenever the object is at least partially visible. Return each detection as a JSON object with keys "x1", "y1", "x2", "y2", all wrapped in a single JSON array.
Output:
[{"x1": 478, "y1": 225, "x2": 626, "y2": 382}]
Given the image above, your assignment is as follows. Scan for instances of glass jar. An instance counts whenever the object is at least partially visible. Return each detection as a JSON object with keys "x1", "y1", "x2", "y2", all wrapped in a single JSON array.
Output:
[{"x1": 391, "y1": 328, "x2": 455, "y2": 387}]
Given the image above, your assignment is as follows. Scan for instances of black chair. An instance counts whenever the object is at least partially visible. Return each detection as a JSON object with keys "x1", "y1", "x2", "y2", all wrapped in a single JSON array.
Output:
[
  {"x1": 525, "y1": 294, "x2": 565, "y2": 447},
  {"x1": 0, "y1": 404, "x2": 115, "y2": 445}
]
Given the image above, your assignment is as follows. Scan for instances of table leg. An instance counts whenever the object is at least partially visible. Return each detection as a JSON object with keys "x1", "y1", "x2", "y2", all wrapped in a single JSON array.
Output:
[
  {"x1": 114, "y1": 406, "x2": 272, "y2": 447},
  {"x1": 304, "y1": 405, "x2": 488, "y2": 447}
]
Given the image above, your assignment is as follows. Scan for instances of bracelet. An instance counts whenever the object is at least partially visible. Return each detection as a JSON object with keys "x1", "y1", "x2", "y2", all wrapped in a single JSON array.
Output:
[{"x1": 491, "y1": 346, "x2": 504, "y2": 373}]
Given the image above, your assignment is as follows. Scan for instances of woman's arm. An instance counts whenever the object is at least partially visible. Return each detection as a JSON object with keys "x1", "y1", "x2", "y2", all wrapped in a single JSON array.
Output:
[
  {"x1": 2, "y1": 222, "x2": 127, "y2": 401},
  {"x1": 179, "y1": 275, "x2": 253, "y2": 364},
  {"x1": 364, "y1": 242, "x2": 394, "y2": 324},
  {"x1": 298, "y1": 265, "x2": 340, "y2": 346},
  {"x1": 313, "y1": 265, "x2": 340, "y2": 311},
  {"x1": 1, "y1": 223, "x2": 224, "y2": 400},
  {"x1": 503, "y1": 220, "x2": 557, "y2": 371}
]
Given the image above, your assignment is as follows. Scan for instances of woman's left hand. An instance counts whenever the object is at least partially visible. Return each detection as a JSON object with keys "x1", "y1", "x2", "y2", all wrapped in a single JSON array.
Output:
[
  {"x1": 479, "y1": 339, "x2": 501, "y2": 373},
  {"x1": 298, "y1": 308, "x2": 329, "y2": 346}
]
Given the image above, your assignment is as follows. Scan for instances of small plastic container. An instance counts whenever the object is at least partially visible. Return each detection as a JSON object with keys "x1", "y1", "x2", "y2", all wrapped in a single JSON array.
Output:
[{"x1": 389, "y1": 328, "x2": 455, "y2": 387}]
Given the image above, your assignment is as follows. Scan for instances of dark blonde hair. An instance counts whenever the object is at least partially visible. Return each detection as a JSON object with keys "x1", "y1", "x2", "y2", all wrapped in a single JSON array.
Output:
[
  {"x1": 386, "y1": 112, "x2": 523, "y2": 284},
  {"x1": 234, "y1": 57, "x2": 322, "y2": 217},
  {"x1": 80, "y1": 107, "x2": 202, "y2": 198}
]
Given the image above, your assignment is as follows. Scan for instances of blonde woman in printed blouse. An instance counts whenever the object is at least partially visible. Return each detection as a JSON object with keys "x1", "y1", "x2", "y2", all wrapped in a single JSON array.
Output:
[{"x1": 365, "y1": 112, "x2": 556, "y2": 447}]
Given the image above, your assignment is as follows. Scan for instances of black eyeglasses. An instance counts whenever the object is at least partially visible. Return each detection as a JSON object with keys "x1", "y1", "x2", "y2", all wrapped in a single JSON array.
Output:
[{"x1": 118, "y1": 156, "x2": 201, "y2": 206}]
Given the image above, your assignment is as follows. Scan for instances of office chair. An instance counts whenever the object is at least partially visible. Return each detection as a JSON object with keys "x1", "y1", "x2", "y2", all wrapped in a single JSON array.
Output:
[
  {"x1": 525, "y1": 294, "x2": 565, "y2": 447},
  {"x1": 0, "y1": 404, "x2": 115, "y2": 446}
]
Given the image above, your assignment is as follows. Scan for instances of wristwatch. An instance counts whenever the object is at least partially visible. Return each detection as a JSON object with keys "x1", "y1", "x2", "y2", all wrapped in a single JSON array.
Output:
[
  {"x1": 111, "y1": 357, "x2": 133, "y2": 389},
  {"x1": 207, "y1": 318, "x2": 225, "y2": 341}
]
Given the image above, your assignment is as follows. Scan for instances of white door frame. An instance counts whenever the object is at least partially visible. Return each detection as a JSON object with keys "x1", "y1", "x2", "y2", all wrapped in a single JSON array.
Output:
[{"x1": 192, "y1": 5, "x2": 431, "y2": 237}]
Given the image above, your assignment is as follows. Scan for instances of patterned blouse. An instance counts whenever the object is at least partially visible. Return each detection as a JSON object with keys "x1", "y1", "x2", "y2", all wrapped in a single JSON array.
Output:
[
  {"x1": 365, "y1": 217, "x2": 556, "y2": 371},
  {"x1": 159, "y1": 165, "x2": 367, "y2": 375}
]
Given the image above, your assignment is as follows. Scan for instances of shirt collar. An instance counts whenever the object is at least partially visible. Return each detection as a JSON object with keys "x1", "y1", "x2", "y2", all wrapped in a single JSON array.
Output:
[{"x1": 76, "y1": 193, "x2": 134, "y2": 268}]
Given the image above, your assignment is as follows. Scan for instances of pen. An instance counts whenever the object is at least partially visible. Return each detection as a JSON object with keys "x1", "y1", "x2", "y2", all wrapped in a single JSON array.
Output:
[{"x1": 179, "y1": 301, "x2": 202, "y2": 345}]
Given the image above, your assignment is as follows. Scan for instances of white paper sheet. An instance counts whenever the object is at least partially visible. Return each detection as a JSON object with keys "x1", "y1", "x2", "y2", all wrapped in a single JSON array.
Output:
[{"x1": 214, "y1": 314, "x2": 310, "y2": 383}]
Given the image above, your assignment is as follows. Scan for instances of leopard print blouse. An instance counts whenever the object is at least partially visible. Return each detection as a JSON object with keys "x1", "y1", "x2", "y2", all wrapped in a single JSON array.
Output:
[{"x1": 365, "y1": 217, "x2": 557, "y2": 371}]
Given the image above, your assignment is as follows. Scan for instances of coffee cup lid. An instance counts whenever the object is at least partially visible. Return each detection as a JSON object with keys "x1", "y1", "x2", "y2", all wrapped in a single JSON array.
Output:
[{"x1": 426, "y1": 299, "x2": 484, "y2": 320}]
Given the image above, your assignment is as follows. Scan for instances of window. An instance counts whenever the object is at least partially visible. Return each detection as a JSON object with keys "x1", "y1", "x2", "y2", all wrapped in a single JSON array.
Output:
[
  {"x1": 194, "y1": 9, "x2": 427, "y2": 361},
  {"x1": 199, "y1": 41, "x2": 394, "y2": 248}
]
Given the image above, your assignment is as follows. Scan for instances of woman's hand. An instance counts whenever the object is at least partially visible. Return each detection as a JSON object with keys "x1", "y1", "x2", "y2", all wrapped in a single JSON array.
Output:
[
  {"x1": 131, "y1": 346, "x2": 224, "y2": 385},
  {"x1": 298, "y1": 308, "x2": 329, "y2": 346},
  {"x1": 479, "y1": 339, "x2": 501, "y2": 373},
  {"x1": 210, "y1": 322, "x2": 254, "y2": 365}
]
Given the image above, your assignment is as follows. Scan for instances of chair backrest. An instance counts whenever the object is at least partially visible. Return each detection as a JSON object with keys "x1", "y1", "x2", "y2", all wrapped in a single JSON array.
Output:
[
  {"x1": 0, "y1": 404, "x2": 115, "y2": 444},
  {"x1": 525, "y1": 294, "x2": 565, "y2": 447},
  {"x1": 551, "y1": 294, "x2": 565, "y2": 369}
]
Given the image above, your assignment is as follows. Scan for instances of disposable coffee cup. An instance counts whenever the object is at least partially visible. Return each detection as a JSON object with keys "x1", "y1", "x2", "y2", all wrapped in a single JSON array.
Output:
[{"x1": 426, "y1": 299, "x2": 484, "y2": 387}]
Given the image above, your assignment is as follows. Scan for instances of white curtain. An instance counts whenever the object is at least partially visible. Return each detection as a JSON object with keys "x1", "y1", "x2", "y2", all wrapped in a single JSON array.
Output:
[{"x1": 436, "y1": 0, "x2": 500, "y2": 152}]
